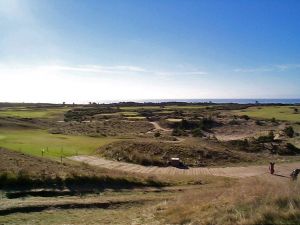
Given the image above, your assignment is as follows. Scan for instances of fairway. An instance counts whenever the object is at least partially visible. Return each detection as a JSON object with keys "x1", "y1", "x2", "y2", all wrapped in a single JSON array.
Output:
[
  {"x1": 234, "y1": 106, "x2": 300, "y2": 122},
  {"x1": 0, "y1": 128, "x2": 118, "y2": 159},
  {"x1": 120, "y1": 106, "x2": 161, "y2": 111},
  {"x1": 164, "y1": 105, "x2": 210, "y2": 110},
  {"x1": 0, "y1": 107, "x2": 70, "y2": 118}
]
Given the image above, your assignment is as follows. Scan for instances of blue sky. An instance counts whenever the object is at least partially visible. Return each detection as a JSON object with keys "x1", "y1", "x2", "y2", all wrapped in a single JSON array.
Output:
[{"x1": 0, "y1": 0, "x2": 300, "y2": 103}]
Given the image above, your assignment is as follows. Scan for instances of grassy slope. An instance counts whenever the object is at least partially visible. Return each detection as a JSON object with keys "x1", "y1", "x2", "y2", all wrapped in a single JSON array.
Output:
[
  {"x1": 157, "y1": 177, "x2": 300, "y2": 225},
  {"x1": 0, "y1": 128, "x2": 118, "y2": 159},
  {"x1": 0, "y1": 107, "x2": 70, "y2": 118},
  {"x1": 234, "y1": 106, "x2": 300, "y2": 122}
]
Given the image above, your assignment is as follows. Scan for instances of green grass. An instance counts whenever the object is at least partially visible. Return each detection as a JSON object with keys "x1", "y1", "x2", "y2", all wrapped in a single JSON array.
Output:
[
  {"x1": 156, "y1": 110, "x2": 175, "y2": 114},
  {"x1": 0, "y1": 128, "x2": 118, "y2": 159},
  {"x1": 120, "y1": 106, "x2": 161, "y2": 111},
  {"x1": 166, "y1": 118, "x2": 182, "y2": 122},
  {"x1": 0, "y1": 107, "x2": 70, "y2": 119},
  {"x1": 164, "y1": 105, "x2": 210, "y2": 110},
  {"x1": 121, "y1": 111, "x2": 139, "y2": 116},
  {"x1": 234, "y1": 106, "x2": 300, "y2": 122}
]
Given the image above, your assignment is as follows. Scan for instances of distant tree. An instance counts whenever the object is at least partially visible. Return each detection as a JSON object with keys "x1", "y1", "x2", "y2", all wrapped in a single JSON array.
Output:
[{"x1": 62, "y1": 102, "x2": 65, "y2": 105}]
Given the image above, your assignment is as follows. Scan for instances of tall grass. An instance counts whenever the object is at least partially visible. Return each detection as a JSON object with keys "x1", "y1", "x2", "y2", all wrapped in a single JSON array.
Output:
[{"x1": 157, "y1": 177, "x2": 300, "y2": 225}]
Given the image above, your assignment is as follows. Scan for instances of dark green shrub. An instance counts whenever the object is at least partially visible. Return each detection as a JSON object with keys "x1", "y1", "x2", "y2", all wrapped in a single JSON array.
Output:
[
  {"x1": 256, "y1": 131, "x2": 274, "y2": 143},
  {"x1": 154, "y1": 132, "x2": 161, "y2": 137},
  {"x1": 284, "y1": 126, "x2": 294, "y2": 138},
  {"x1": 192, "y1": 128, "x2": 204, "y2": 137},
  {"x1": 172, "y1": 128, "x2": 186, "y2": 136},
  {"x1": 240, "y1": 115, "x2": 250, "y2": 120},
  {"x1": 255, "y1": 120, "x2": 263, "y2": 126}
]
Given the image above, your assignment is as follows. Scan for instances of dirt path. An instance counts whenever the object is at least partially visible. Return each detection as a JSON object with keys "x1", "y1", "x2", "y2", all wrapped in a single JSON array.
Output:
[
  {"x1": 150, "y1": 122, "x2": 171, "y2": 132},
  {"x1": 69, "y1": 155, "x2": 300, "y2": 178}
]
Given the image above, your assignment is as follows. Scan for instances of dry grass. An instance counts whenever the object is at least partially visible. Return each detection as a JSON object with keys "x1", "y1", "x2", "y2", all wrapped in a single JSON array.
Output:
[{"x1": 156, "y1": 177, "x2": 300, "y2": 225}]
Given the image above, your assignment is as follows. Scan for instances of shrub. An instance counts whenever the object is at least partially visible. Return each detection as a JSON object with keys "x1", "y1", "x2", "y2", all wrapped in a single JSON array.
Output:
[
  {"x1": 256, "y1": 131, "x2": 274, "y2": 143},
  {"x1": 255, "y1": 120, "x2": 263, "y2": 126},
  {"x1": 284, "y1": 126, "x2": 294, "y2": 138},
  {"x1": 154, "y1": 131, "x2": 161, "y2": 137},
  {"x1": 286, "y1": 143, "x2": 300, "y2": 154},
  {"x1": 172, "y1": 128, "x2": 186, "y2": 136},
  {"x1": 240, "y1": 115, "x2": 250, "y2": 120},
  {"x1": 192, "y1": 128, "x2": 204, "y2": 137},
  {"x1": 229, "y1": 119, "x2": 240, "y2": 125},
  {"x1": 229, "y1": 139, "x2": 249, "y2": 148}
]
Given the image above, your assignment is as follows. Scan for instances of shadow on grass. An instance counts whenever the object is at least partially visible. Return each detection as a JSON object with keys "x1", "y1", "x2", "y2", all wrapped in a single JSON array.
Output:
[{"x1": 0, "y1": 172, "x2": 165, "y2": 197}]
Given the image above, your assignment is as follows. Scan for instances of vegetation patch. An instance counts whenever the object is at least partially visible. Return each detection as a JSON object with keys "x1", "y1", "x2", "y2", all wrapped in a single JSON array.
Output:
[
  {"x1": 0, "y1": 128, "x2": 118, "y2": 159},
  {"x1": 0, "y1": 107, "x2": 69, "y2": 119},
  {"x1": 97, "y1": 140, "x2": 244, "y2": 167},
  {"x1": 234, "y1": 106, "x2": 300, "y2": 122}
]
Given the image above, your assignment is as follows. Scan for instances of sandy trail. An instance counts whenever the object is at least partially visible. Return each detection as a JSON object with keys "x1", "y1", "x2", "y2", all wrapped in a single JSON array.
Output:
[
  {"x1": 69, "y1": 155, "x2": 300, "y2": 179},
  {"x1": 150, "y1": 122, "x2": 171, "y2": 132}
]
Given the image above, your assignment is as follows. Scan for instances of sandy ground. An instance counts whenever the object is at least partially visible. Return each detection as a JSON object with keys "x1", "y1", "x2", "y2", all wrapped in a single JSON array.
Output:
[
  {"x1": 150, "y1": 122, "x2": 171, "y2": 132},
  {"x1": 69, "y1": 155, "x2": 300, "y2": 179}
]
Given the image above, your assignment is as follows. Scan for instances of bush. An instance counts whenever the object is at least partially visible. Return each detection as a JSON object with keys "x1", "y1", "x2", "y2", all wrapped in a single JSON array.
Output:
[
  {"x1": 256, "y1": 131, "x2": 274, "y2": 143},
  {"x1": 286, "y1": 143, "x2": 300, "y2": 154},
  {"x1": 229, "y1": 119, "x2": 240, "y2": 125},
  {"x1": 229, "y1": 139, "x2": 249, "y2": 148},
  {"x1": 255, "y1": 120, "x2": 263, "y2": 126},
  {"x1": 154, "y1": 131, "x2": 161, "y2": 137},
  {"x1": 284, "y1": 126, "x2": 294, "y2": 138},
  {"x1": 192, "y1": 128, "x2": 204, "y2": 137},
  {"x1": 172, "y1": 128, "x2": 186, "y2": 136},
  {"x1": 240, "y1": 115, "x2": 250, "y2": 120}
]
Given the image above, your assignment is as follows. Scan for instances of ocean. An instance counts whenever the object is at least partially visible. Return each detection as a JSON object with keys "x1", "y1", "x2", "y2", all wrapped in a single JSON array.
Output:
[{"x1": 120, "y1": 99, "x2": 300, "y2": 104}]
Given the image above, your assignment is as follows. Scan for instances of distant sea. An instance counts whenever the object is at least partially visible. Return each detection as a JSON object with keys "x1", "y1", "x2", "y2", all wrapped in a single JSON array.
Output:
[{"x1": 109, "y1": 99, "x2": 300, "y2": 104}]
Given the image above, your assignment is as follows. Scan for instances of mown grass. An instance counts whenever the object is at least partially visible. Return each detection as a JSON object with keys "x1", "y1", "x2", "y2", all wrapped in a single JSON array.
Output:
[
  {"x1": 234, "y1": 106, "x2": 300, "y2": 122},
  {"x1": 0, "y1": 107, "x2": 70, "y2": 118},
  {"x1": 121, "y1": 111, "x2": 139, "y2": 116},
  {"x1": 0, "y1": 128, "x2": 118, "y2": 159},
  {"x1": 164, "y1": 105, "x2": 210, "y2": 110},
  {"x1": 166, "y1": 118, "x2": 183, "y2": 122},
  {"x1": 125, "y1": 116, "x2": 146, "y2": 120},
  {"x1": 120, "y1": 106, "x2": 161, "y2": 111}
]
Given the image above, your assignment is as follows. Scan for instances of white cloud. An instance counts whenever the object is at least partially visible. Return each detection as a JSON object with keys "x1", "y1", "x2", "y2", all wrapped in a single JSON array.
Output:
[
  {"x1": 234, "y1": 63, "x2": 300, "y2": 73},
  {"x1": 274, "y1": 64, "x2": 300, "y2": 71},
  {"x1": 0, "y1": 63, "x2": 209, "y2": 103},
  {"x1": 233, "y1": 67, "x2": 273, "y2": 73}
]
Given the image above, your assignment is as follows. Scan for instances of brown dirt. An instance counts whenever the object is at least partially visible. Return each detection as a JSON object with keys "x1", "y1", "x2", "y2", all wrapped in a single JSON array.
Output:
[{"x1": 70, "y1": 155, "x2": 300, "y2": 179}]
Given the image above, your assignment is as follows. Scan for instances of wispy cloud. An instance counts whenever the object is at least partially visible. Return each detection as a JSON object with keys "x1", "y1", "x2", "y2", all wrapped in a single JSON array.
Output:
[
  {"x1": 233, "y1": 67, "x2": 273, "y2": 73},
  {"x1": 234, "y1": 63, "x2": 300, "y2": 73},
  {"x1": 274, "y1": 64, "x2": 300, "y2": 71},
  {"x1": 0, "y1": 64, "x2": 207, "y2": 78}
]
